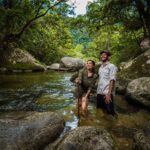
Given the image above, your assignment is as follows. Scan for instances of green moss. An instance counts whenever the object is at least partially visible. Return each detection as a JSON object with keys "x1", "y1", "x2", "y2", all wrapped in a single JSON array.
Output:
[
  {"x1": 2, "y1": 63, "x2": 38, "y2": 70},
  {"x1": 35, "y1": 60, "x2": 46, "y2": 67},
  {"x1": 118, "y1": 54, "x2": 150, "y2": 80}
]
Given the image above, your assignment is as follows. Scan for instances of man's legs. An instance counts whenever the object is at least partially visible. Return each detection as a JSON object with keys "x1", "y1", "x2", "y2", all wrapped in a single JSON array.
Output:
[
  {"x1": 96, "y1": 94, "x2": 105, "y2": 109},
  {"x1": 104, "y1": 95, "x2": 115, "y2": 115},
  {"x1": 97, "y1": 94, "x2": 115, "y2": 115}
]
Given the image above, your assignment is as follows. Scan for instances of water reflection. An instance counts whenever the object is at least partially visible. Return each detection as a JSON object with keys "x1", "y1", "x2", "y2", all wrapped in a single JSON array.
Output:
[{"x1": 0, "y1": 71, "x2": 150, "y2": 150}]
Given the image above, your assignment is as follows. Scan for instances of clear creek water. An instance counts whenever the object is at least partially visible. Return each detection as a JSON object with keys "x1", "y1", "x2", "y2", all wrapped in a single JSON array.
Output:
[{"x1": 0, "y1": 71, "x2": 149, "y2": 150}]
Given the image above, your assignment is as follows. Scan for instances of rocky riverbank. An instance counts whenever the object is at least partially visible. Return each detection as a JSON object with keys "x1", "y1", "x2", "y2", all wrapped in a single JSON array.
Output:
[
  {"x1": 116, "y1": 49, "x2": 150, "y2": 110},
  {"x1": 0, "y1": 111, "x2": 64, "y2": 150},
  {"x1": 0, "y1": 48, "x2": 45, "y2": 73}
]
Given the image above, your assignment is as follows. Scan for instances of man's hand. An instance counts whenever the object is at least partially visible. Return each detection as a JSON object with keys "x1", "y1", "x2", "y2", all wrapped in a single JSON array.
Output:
[
  {"x1": 104, "y1": 94, "x2": 112, "y2": 104},
  {"x1": 75, "y1": 78, "x2": 81, "y2": 84}
]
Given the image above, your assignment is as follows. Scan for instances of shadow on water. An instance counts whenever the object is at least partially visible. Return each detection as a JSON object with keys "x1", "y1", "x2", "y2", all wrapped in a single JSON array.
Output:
[{"x1": 0, "y1": 71, "x2": 150, "y2": 150}]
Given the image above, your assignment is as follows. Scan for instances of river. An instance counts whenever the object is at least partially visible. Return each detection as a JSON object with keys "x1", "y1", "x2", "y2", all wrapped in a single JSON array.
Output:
[{"x1": 0, "y1": 71, "x2": 149, "y2": 150}]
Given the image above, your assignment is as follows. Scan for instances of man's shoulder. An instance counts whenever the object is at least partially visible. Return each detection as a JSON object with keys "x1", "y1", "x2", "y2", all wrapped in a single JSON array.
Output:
[{"x1": 108, "y1": 63, "x2": 117, "y2": 69}]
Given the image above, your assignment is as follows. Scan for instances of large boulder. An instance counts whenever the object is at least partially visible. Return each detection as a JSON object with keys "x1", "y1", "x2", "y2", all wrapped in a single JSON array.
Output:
[
  {"x1": 0, "y1": 111, "x2": 64, "y2": 150},
  {"x1": 133, "y1": 121, "x2": 150, "y2": 150},
  {"x1": 47, "y1": 63, "x2": 60, "y2": 70},
  {"x1": 46, "y1": 126, "x2": 115, "y2": 150},
  {"x1": 0, "y1": 48, "x2": 45, "y2": 72},
  {"x1": 46, "y1": 63, "x2": 72, "y2": 71},
  {"x1": 116, "y1": 49, "x2": 150, "y2": 94},
  {"x1": 126, "y1": 77, "x2": 150, "y2": 109},
  {"x1": 60, "y1": 57, "x2": 84, "y2": 71}
]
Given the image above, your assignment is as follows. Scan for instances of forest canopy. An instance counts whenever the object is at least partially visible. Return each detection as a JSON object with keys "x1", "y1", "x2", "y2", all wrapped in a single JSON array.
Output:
[{"x1": 0, "y1": 0, "x2": 149, "y2": 64}]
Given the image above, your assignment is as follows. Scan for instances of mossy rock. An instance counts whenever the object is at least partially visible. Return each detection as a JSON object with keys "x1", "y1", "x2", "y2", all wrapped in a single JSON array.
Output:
[
  {"x1": 118, "y1": 49, "x2": 150, "y2": 80},
  {"x1": 133, "y1": 121, "x2": 150, "y2": 150},
  {"x1": 46, "y1": 126, "x2": 116, "y2": 150},
  {"x1": 116, "y1": 49, "x2": 150, "y2": 94},
  {"x1": 0, "y1": 48, "x2": 45, "y2": 72}
]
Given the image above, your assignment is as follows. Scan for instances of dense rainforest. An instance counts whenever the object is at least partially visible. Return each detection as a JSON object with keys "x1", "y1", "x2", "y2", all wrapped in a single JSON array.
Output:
[
  {"x1": 0, "y1": 0, "x2": 150, "y2": 65},
  {"x1": 0, "y1": 1, "x2": 150, "y2": 149}
]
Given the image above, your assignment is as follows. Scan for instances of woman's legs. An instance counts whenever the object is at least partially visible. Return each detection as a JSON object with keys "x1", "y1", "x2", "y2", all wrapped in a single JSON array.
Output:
[{"x1": 81, "y1": 96, "x2": 88, "y2": 111}]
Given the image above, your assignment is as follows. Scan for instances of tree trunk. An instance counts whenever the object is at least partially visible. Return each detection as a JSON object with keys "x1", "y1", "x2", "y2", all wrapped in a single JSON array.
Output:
[{"x1": 135, "y1": 0, "x2": 150, "y2": 38}]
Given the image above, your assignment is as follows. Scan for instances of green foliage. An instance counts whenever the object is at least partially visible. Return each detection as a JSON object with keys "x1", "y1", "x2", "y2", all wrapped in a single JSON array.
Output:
[
  {"x1": 18, "y1": 14, "x2": 73, "y2": 64},
  {"x1": 0, "y1": 0, "x2": 74, "y2": 64},
  {"x1": 80, "y1": 0, "x2": 148, "y2": 64},
  {"x1": 0, "y1": 0, "x2": 149, "y2": 66}
]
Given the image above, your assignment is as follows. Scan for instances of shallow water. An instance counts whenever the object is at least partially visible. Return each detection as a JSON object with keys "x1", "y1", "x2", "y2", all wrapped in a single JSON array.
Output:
[{"x1": 0, "y1": 71, "x2": 149, "y2": 150}]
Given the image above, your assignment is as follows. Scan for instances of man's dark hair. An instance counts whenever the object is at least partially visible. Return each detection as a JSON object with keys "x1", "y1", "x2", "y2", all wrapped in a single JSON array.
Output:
[{"x1": 100, "y1": 50, "x2": 111, "y2": 56}]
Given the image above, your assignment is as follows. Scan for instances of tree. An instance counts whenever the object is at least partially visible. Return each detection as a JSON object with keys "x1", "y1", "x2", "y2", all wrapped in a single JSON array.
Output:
[
  {"x1": 102, "y1": 0, "x2": 150, "y2": 38},
  {"x1": 0, "y1": 0, "x2": 67, "y2": 51}
]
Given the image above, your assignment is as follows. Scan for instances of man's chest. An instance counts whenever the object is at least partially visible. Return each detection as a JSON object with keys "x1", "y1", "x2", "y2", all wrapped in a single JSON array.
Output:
[{"x1": 99, "y1": 66, "x2": 110, "y2": 78}]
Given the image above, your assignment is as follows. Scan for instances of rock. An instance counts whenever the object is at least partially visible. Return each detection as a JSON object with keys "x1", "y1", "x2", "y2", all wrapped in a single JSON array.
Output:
[
  {"x1": 116, "y1": 49, "x2": 150, "y2": 95},
  {"x1": 111, "y1": 126, "x2": 137, "y2": 138},
  {"x1": 33, "y1": 63, "x2": 45, "y2": 72},
  {"x1": 140, "y1": 38, "x2": 150, "y2": 49},
  {"x1": 47, "y1": 63, "x2": 60, "y2": 70},
  {"x1": 0, "y1": 111, "x2": 64, "y2": 150},
  {"x1": 1, "y1": 48, "x2": 45, "y2": 72},
  {"x1": 46, "y1": 126, "x2": 115, "y2": 150},
  {"x1": 119, "y1": 61, "x2": 134, "y2": 70},
  {"x1": 116, "y1": 78, "x2": 130, "y2": 95},
  {"x1": 133, "y1": 121, "x2": 150, "y2": 150},
  {"x1": 0, "y1": 67, "x2": 7, "y2": 73},
  {"x1": 126, "y1": 77, "x2": 150, "y2": 109},
  {"x1": 60, "y1": 57, "x2": 84, "y2": 71},
  {"x1": 118, "y1": 49, "x2": 150, "y2": 80}
]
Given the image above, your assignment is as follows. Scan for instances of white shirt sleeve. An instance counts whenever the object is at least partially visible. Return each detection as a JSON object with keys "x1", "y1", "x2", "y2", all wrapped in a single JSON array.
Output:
[{"x1": 109, "y1": 65, "x2": 117, "y2": 81}]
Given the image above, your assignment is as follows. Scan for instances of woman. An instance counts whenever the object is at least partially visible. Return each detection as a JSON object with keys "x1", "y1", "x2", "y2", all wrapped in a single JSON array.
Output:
[{"x1": 72, "y1": 60, "x2": 97, "y2": 111}]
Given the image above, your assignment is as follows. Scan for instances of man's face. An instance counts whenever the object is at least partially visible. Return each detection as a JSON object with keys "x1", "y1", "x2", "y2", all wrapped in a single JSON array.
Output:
[{"x1": 100, "y1": 53, "x2": 109, "y2": 62}]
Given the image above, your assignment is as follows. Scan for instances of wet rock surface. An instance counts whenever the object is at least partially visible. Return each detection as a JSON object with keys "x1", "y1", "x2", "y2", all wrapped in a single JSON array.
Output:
[
  {"x1": 133, "y1": 121, "x2": 150, "y2": 150},
  {"x1": 126, "y1": 77, "x2": 150, "y2": 109},
  {"x1": 46, "y1": 126, "x2": 115, "y2": 150},
  {"x1": 0, "y1": 111, "x2": 64, "y2": 150}
]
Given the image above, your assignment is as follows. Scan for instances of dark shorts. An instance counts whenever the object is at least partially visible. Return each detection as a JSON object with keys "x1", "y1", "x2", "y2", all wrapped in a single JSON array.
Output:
[
  {"x1": 97, "y1": 94, "x2": 115, "y2": 115},
  {"x1": 75, "y1": 85, "x2": 88, "y2": 99}
]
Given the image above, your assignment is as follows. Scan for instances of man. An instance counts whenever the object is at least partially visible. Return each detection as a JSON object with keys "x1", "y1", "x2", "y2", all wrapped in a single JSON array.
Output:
[{"x1": 97, "y1": 50, "x2": 117, "y2": 115}]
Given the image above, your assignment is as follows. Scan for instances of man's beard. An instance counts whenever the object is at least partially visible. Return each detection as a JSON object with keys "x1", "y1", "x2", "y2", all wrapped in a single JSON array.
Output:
[{"x1": 102, "y1": 59, "x2": 108, "y2": 62}]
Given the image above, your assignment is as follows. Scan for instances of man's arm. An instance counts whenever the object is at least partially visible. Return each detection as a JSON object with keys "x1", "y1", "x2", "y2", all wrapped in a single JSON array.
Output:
[
  {"x1": 105, "y1": 80, "x2": 115, "y2": 104},
  {"x1": 108, "y1": 80, "x2": 115, "y2": 95},
  {"x1": 105, "y1": 65, "x2": 117, "y2": 104}
]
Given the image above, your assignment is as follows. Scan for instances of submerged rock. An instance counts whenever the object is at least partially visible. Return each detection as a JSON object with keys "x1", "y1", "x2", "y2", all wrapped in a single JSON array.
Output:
[
  {"x1": 0, "y1": 111, "x2": 64, "y2": 150},
  {"x1": 133, "y1": 121, "x2": 150, "y2": 150},
  {"x1": 46, "y1": 126, "x2": 115, "y2": 150},
  {"x1": 126, "y1": 77, "x2": 150, "y2": 109}
]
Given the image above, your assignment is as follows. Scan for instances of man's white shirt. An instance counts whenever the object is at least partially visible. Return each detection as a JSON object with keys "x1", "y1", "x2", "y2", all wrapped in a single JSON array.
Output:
[{"x1": 97, "y1": 61, "x2": 117, "y2": 95}]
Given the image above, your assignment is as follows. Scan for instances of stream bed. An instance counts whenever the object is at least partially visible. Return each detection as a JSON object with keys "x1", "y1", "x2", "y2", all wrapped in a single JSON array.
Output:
[{"x1": 0, "y1": 71, "x2": 149, "y2": 150}]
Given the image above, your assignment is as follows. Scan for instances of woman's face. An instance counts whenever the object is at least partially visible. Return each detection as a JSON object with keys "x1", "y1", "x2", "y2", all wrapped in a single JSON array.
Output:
[{"x1": 86, "y1": 61, "x2": 94, "y2": 70}]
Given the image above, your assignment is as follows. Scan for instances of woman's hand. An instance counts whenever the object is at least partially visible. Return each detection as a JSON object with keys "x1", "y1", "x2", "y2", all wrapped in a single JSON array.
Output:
[
  {"x1": 75, "y1": 78, "x2": 81, "y2": 84},
  {"x1": 82, "y1": 96, "x2": 87, "y2": 102}
]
